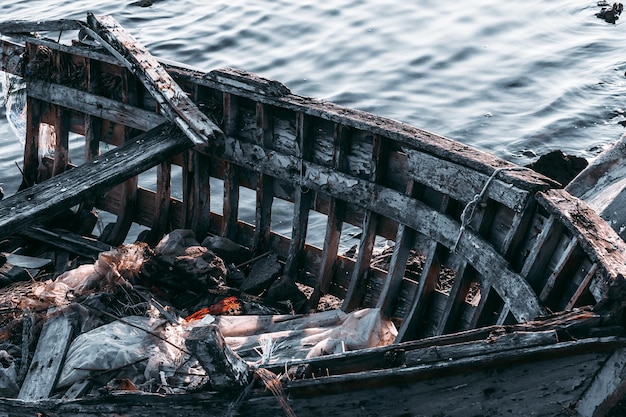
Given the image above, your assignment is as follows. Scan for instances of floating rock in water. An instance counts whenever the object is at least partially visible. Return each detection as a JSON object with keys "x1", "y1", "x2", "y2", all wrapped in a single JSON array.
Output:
[
  {"x1": 596, "y1": 2, "x2": 623, "y2": 23},
  {"x1": 526, "y1": 150, "x2": 588, "y2": 186}
]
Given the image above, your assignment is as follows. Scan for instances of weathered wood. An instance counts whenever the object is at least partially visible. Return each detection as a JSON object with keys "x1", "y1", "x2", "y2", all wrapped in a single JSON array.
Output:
[
  {"x1": 185, "y1": 325, "x2": 250, "y2": 391},
  {"x1": 435, "y1": 262, "x2": 473, "y2": 335},
  {"x1": 537, "y1": 189, "x2": 626, "y2": 302},
  {"x1": 19, "y1": 226, "x2": 112, "y2": 259},
  {"x1": 0, "y1": 19, "x2": 82, "y2": 34},
  {"x1": 26, "y1": 80, "x2": 165, "y2": 131},
  {"x1": 565, "y1": 263, "x2": 598, "y2": 310},
  {"x1": 252, "y1": 103, "x2": 274, "y2": 255},
  {"x1": 284, "y1": 112, "x2": 315, "y2": 278},
  {"x1": 539, "y1": 237, "x2": 579, "y2": 303},
  {"x1": 146, "y1": 161, "x2": 172, "y2": 245},
  {"x1": 405, "y1": 148, "x2": 530, "y2": 211},
  {"x1": 577, "y1": 347, "x2": 626, "y2": 417},
  {"x1": 0, "y1": 123, "x2": 192, "y2": 239},
  {"x1": 376, "y1": 223, "x2": 414, "y2": 316},
  {"x1": 18, "y1": 310, "x2": 74, "y2": 400},
  {"x1": 183, "y1": 150, "x2": 211, "y2": 239},
  {"x1": 84, "y1": 14, "x2": 222, "y2": 145},
  {"x1": 396, "y1": 240, "x2": 441, "y2": 341}
]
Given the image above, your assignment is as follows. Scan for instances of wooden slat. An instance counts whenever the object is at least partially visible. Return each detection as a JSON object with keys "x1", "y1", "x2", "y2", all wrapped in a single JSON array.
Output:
[
  {"x1": 0, "y1": 123, "x2": 193, "y2": 239},
  {"x1": 434, "y1": 262, "x2": 473, "y2": 335},
  {"x1": 396, "y1": 239, "x2": 441, "y2": 342},
  {"x1": 221, "y1": 93, "x2": 240, "y2": 241},
  {"x1": 565, "y1": 263, "x2": 598, "y2": 310},
  {"x1": 183, "y1": 150, "x2": 211, "y2": 239},
  {"x1": 539, "y1": 237, "x2": 579, "y2": 303},
  {"x1": 576, "y1": 347, "x2": 626, "y2": 416},
  {"x1": 146, "y1": 161, "x2": 172, "y2": 245},
  {"x1": 18, "y1": 311, "x2": 74, "y2": 400},
  {"x1": 405, "y1": 149, "x2": 530, "y2": 210},
  {"x1": 342, "y1": 210, "x2": 379, "y2": 312},
  {"x1": 26, "y1": 80, "x2": 165, "y2": 131},
  {"x1": 377, "y1": 224, "x2": 414, "y2": 316},
  {"x1": 51, "y1": 104, "x2": 71, "y2": 176},
  {"x1": 0, "y1": 19, "x2": 82, "y2": 34},
  {"x1": 284, "y1": 112, "x2": 315, "y2": 278},
  {"x1": 309, "y1": 123, "x2": 351, "y2": 309},
  {"x1": 20, "y1": 95, "x2": 42, "y2": 190},
  {"x1": 84, "y1": 13, "x2": 222, "y2": 145},
  {"x1": 252, "y1": 103, "x2": 274, "y2": 255}
]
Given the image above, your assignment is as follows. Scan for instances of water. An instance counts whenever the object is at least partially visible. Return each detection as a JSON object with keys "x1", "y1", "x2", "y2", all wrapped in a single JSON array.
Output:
[{"x1": 1, "y1": 0, "x2": 625, "y2": 226}]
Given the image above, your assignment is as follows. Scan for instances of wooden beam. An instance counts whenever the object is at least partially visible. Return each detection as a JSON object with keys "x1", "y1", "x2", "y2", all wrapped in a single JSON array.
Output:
[
  {"x1": 18, "y1": 310, "x2": 74, "y2": 400},
  {"x1": 0, "y1": 19, "x2": 82, "y2": 34},
  {"x1": 84, "y1": 13, "x2": 223, "y2": 145},
  {"x1": 0, "y1": 123, "x2": 192, "y2": 239},
  {"x1": 576, "y1": 347, "x2": 626, "y2": 417}
]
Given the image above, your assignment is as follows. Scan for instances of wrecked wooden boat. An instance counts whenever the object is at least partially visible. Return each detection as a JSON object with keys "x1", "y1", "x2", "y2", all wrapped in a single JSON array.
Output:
[{"x1": 0, "y1": 14, "x2": 626, "y2": 416}]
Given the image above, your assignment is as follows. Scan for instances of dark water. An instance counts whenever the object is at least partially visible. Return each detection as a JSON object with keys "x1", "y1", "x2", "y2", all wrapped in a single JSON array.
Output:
[{"x1": 1, "y1": 0, "x2": 626, "y2": 220}]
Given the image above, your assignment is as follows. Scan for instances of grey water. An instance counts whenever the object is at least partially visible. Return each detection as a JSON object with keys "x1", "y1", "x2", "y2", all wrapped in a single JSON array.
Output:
[{"x1": 1, "y1": 0, "x2": 625, "y2": 241}]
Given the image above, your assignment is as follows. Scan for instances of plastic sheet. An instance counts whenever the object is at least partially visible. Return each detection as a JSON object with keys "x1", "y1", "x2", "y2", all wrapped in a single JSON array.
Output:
[{"x1": 0, "y1": 71, "x2": 26, "y2": 143}]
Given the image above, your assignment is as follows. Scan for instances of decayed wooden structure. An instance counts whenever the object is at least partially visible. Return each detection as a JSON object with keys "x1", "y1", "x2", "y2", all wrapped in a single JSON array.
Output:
[{"x1": 1, "y1": 14, "x2": 626, "y2": 416}]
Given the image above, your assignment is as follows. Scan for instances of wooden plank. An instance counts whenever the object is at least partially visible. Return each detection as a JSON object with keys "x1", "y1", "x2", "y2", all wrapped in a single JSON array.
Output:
[
  {"x1": 18, "y1": 310, "x2": 74, "y2": 400},
  {"x1": 576, "y1": 347, "x2": 626, "y2": 417},
  {"x1": 434, "y1": 262, "x2": 473, "y2": 335},
  {"x1": 146, "y1": 161, "x2": 172, "y2": 245},
  {"x1": 20, "y1": 94, "x2": 42, "y2": 189},
  {"x1": 519, "y1": 215, "x2": 561, "y2": 285},
  {"x1": 0, "y1": 19, "x2": 82, "y2": 34},
  {"x1": 284, "y1": 112, "x2": 315, "y2": 278},
  {"x1": 538, "y1": 237, "x2": 579, "y2": 303},
  {"x1": 405, "y1": 148, "x2": 530, "y2": 210},
  {"x1": 376, "y1": 223, "x2": 414, "y2": 316},
  {"x1": 84, "y1": 13, "x2": 222, "y2": 145},
  {"x1": 342, "y1": 210, "x2": 378, "y2": 312},
  {"x1": 0, "y1": 123, "x2": 192, "y2": 239},
  {"x1": 252, "y1": 103, "x2": 274, "y2": 255},
  {"x1": 222, "y1": 163, "x2": 240, "y2": 241},
  {"x1": 26, "y1": 80, "x2": 165, "y2": 131},
  {"x1": 19, "y1": 226, "x2": 112, "y2": 259},
  {"x1": 183, "y1": 150, "x2": 211, "y2": 239},
  {"x1": 565, "y1": 263, "x2": 598, "y2": 310},
  {"x1": 396, "y1": 240, "x2": 441, "y2": 342},
  {"x1": 51, "y1": 105, "x2": 71, "y2": 176}
]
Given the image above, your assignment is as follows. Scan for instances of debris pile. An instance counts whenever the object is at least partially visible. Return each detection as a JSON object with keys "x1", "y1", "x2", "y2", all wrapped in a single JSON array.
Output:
[{"x1": 0, "y1": 229, "x2": 396, "y2": 401}]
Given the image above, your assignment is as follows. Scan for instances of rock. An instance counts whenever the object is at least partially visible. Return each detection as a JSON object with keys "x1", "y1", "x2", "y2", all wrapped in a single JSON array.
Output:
[
  {"x1": 525, "y1": 150, "x2": 588, "y2": 186},
  {"x1": 154, "y1": 230, "x2": 226, "y2": 288},
  {"x1": 264, "y1": 275, "x2": 309, "y2": 313},
  {"x1": 239, "y1": 253, "x2": 282, "y2": 296},
  {"x1": 201, "y1": 236, "x2": 251, "y2": 265}
]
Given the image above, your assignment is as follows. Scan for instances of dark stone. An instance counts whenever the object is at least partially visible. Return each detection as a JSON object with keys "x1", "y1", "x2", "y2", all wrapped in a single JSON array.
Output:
[
  {"x1": 239, "y1": 253, "x2": 282, "y2": 296},
  {"x1": 201, "y1": 236, "x2": 251, "y2": 266},
  {"x1": 264, "y1": 275, "x2": 309, "y2": 313},
  {"x1": 525, "y1": 150, "x2": 588, "y2": 186},
  {"x1": 596, "y1": 3, "x2": 623, "y2": 23}
]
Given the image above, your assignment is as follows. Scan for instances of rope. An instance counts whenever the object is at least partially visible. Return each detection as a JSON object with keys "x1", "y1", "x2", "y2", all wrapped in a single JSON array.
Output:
[{"x1": 452, "y1": 166, "x2": 526, "y2": 252}]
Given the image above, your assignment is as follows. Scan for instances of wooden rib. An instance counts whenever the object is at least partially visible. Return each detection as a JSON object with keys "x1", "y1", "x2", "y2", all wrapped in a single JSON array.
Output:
[
  {"x1": 538, "y1": 237, "x2": 579, "y2": 303},
  {"x1": 253, "y1": 103, "x2": 274, "y2": 255},
  {"x1": 183, "y1": 150, "x2": 211, "y2": 239},
  {"x1": 342, "y1": 135, "x2": 387, "y2": 312},
  {"x1": 376, "y1": 223, "x2": 414, "y2": 316},
  {"x1": 434, "y1": 262, "x2": 472, "y2": 335},
  {"x1": 465, "y1": 280, "x2": 496, "y2": 329},
  {"x1": 342, "y1": 210, "x2": 379, "y2": 312},
  {"x1": 221, "y1": 92, "x2": 240, "y2": 241},
  {"x1": 85, "y1": 13, "x2": 222, "y2": 144},
  {"x1": 520, "y1": 215, "x2": 561, "y2": 283},
  {"x1": 565, "y1": 263, "x2": 598, "y2": 310},
  {"x1": 284, "y1": 112, "x2": 314, "y2": 278},
  {"x1": 146, "y1": 161, "x2": 172, "y2": 245},
  {"x1": 51, "y1": 104, "x2": 70, "y2": 176},
  {"x1": 84, "y1": 58, "x2": 102, "y2": 161},
  {"x1": 309, "y1": 124, "x2": 351, "y2": 309},
  {"x1": 396, "y1": 239, "x2": 441, "y2": 342}
]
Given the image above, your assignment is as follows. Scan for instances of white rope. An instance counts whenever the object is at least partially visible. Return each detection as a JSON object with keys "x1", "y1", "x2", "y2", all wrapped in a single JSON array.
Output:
[{"x1": 452, "y1": 166, "x2": 527, "y2": 252}]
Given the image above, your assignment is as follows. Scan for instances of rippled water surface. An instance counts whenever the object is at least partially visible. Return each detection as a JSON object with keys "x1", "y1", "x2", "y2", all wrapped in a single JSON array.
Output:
[{"x1": 1, "y1": 0, "x2": 626, "y2": 200}]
